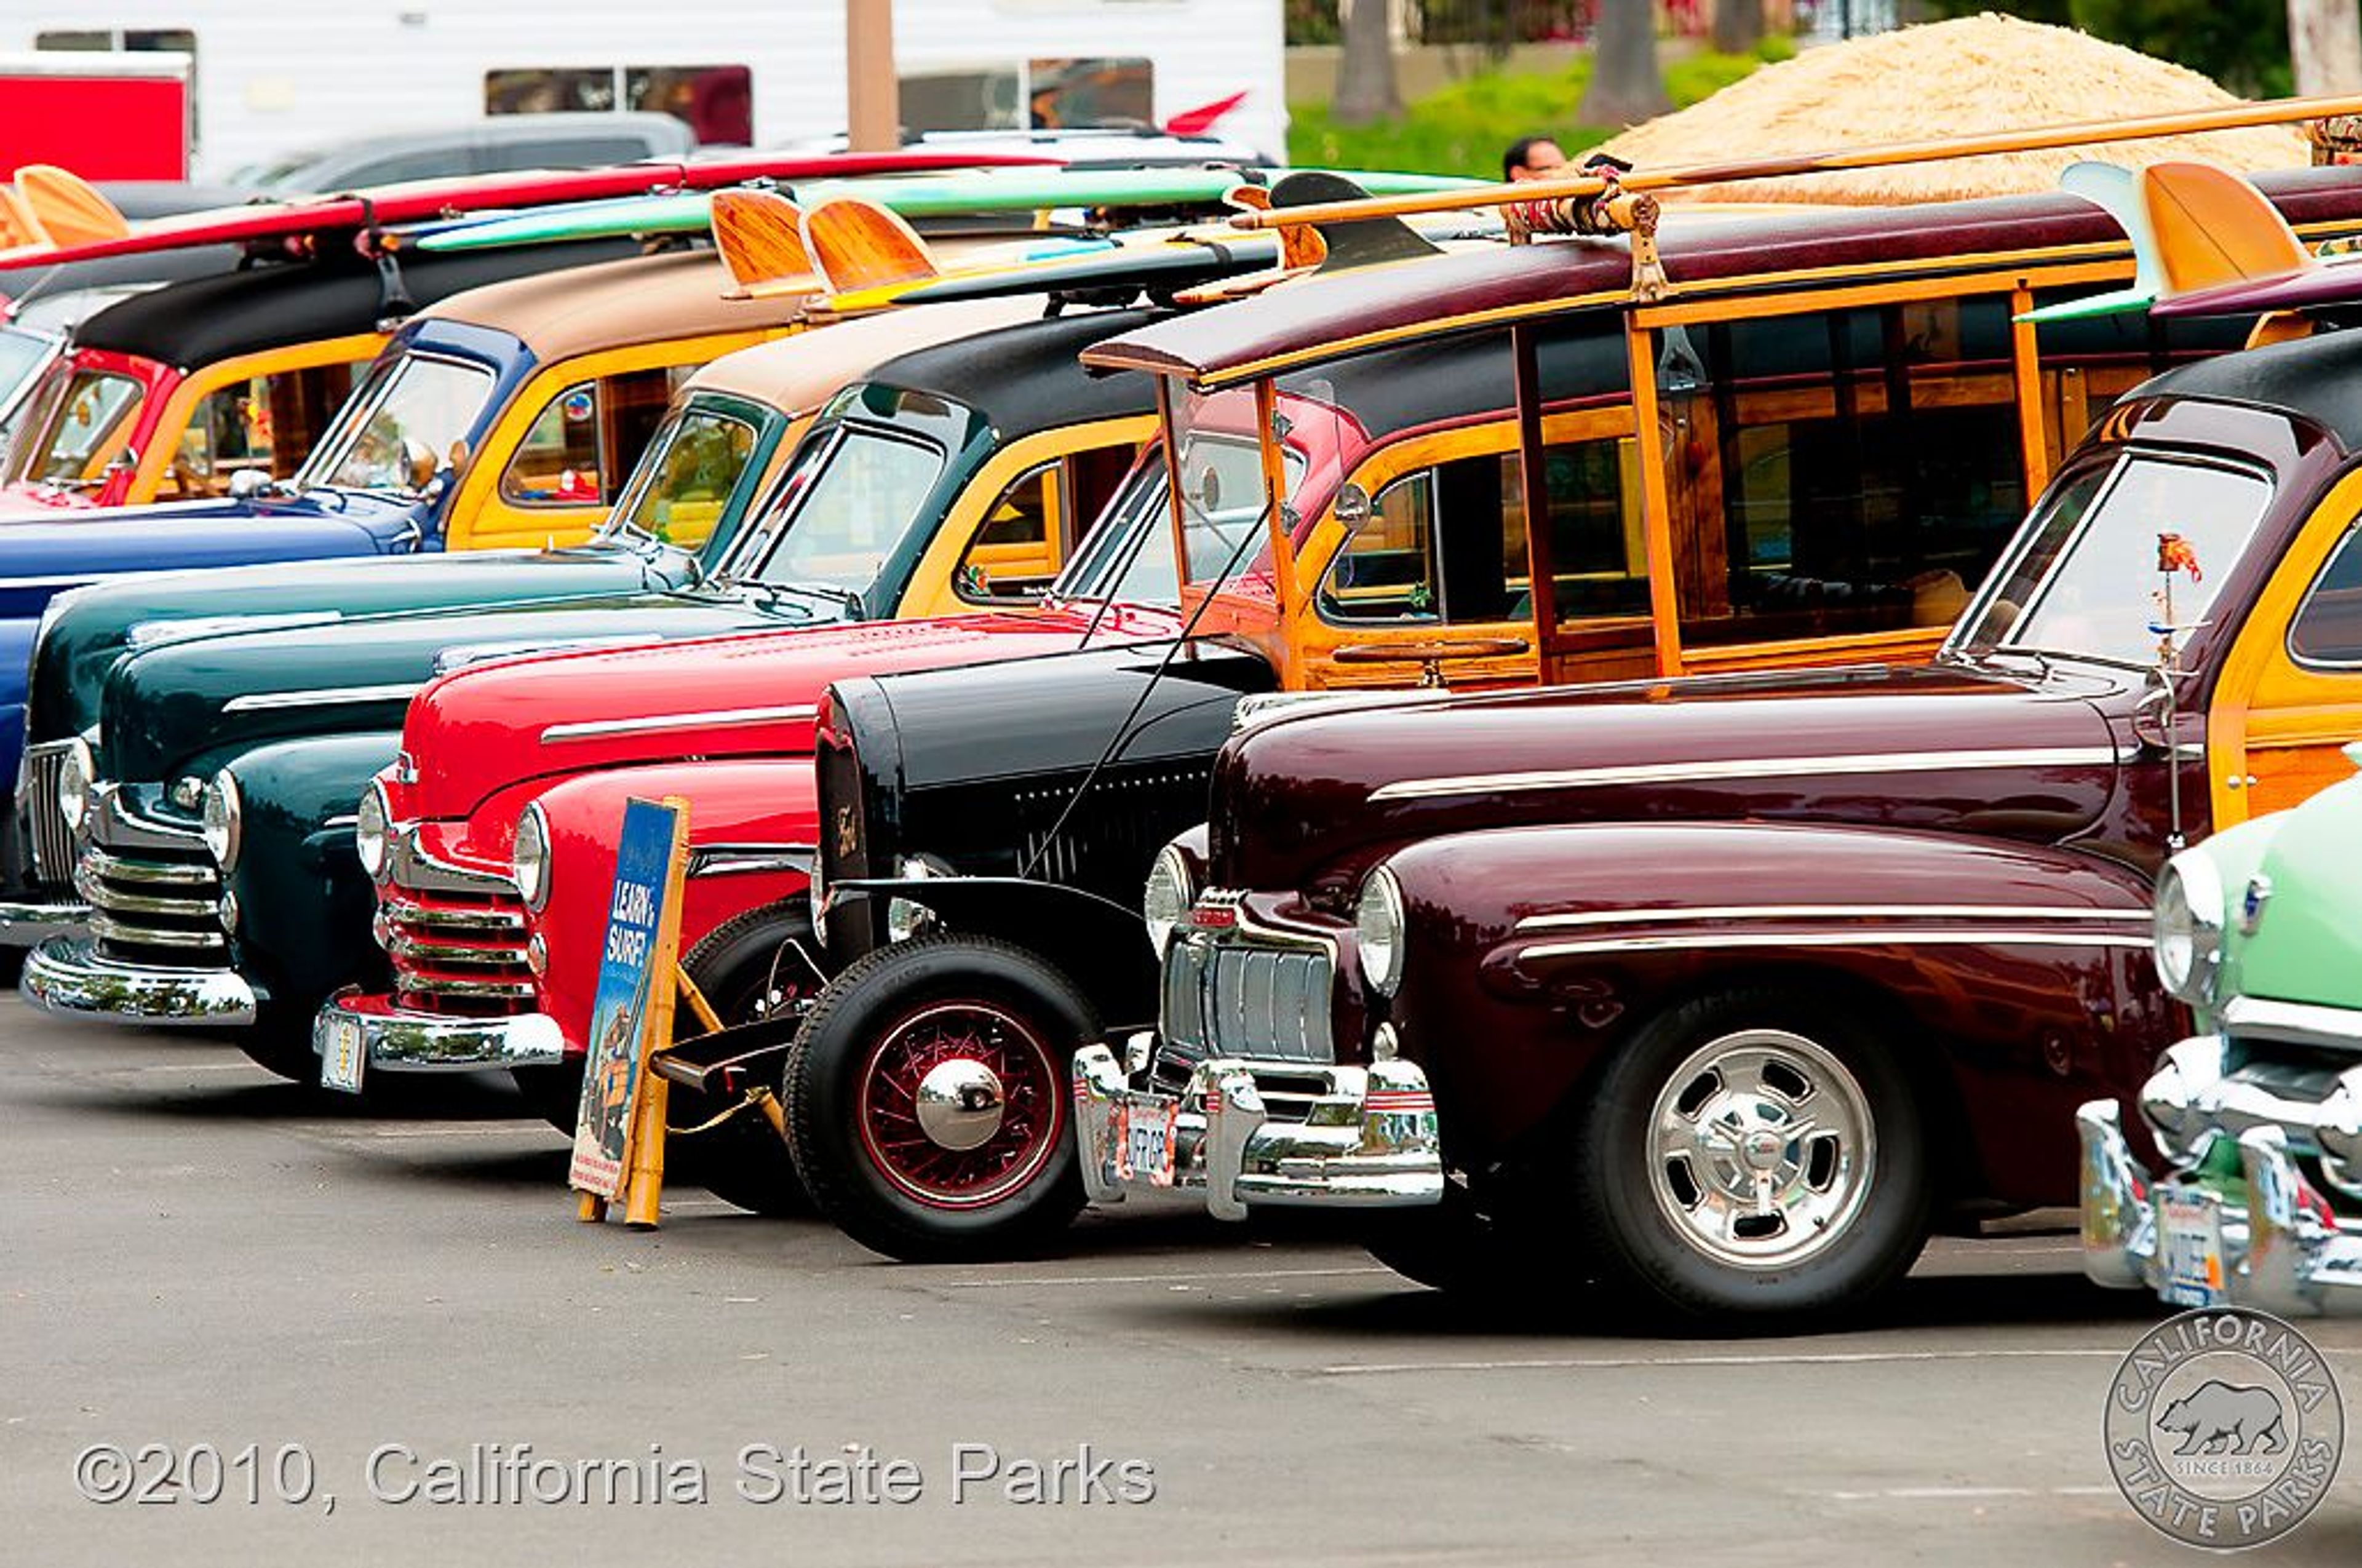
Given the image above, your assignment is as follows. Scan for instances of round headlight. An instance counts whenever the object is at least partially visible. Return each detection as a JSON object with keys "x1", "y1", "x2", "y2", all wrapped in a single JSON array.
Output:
[
  {"x1": 2153, "y1": 853, "x2": 2225, "y2": 1005},
  {"x1": 1143, "y1": 843, "x2": 1195, "y2": 956},
  {"x1": 354, "y1": 779, "x2": 391, "y2": 881},
  {"x1": 200, "y1": 771, "x2": 242, "y2": 871},
  {"x1": 57, "y1": 736, "x2": 93, "y2": 837},
  {"x1": 512, "y1": 803, "x2": 551, "y2": 912},
  {"x1": 1357, "y1": 867, "x2": 1406, "y2": 997}
]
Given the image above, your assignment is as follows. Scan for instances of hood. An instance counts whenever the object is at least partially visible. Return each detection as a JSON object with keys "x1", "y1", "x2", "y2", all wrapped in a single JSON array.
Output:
[
  {"x1": 29, "y1": 537, "x2": 687, "y2": 744},
  {"x1": 404, "y1": 605, "x2": 1179, "y2": 824},
  {"x1": 2233, "y1": 766, "x2": 2362, "y2": 1010},
  {"x1": 0, "y1": 490, "x2": 396, "y2": 617},
  {"x1": 95, "y1": 587, "x2": 814, "y2": 788},
  {"x1": 1210, "y1": 659, "x2": 2128, "y2": 891},
  {"x1": 0, "y1": 482, "x2": 98, "y2": 515}
]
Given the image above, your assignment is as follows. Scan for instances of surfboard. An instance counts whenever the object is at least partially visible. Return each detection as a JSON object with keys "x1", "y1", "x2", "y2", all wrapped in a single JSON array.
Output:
[
  {"x1": 12, "y1": 165, "x2": 129, "y2": 249},
  {"x1": 709, "y1": 190, "x2": 821, "y2": 300},
  {"x1": 2144, "y1": 160, "x2": 2362, "y2": 320},
  {"x1": 407, "y1": 167, "x2": 1484, "y2": 254},
  {"x1": 0, "y1": 149, "x2": 1054, "y2": 271},
  {"x1": 2016, "y1": 163, "x2": 2160, "y2": 324}
]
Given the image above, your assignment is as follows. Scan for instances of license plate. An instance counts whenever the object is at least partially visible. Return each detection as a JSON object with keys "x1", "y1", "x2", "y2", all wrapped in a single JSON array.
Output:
[
  {"x1": 1121, "y1": 1097, "x2": 1176, "y2": 1188},
  {"x1": 319, "y1": 1016, "x2": 366, "y2": 1095},
  {"x1": 2156, "y1": 1185, "x2": 2229, "y2": 1307}
]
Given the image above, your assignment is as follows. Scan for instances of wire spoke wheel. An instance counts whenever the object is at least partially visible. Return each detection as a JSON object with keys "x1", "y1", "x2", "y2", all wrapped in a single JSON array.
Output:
[
  {"x1": 854, "y1": 1000, "x2": 1065, "y2": 1210},
  {"x1": 1645, "y1": 1027, "x2": 1876, "y2": 1271}
]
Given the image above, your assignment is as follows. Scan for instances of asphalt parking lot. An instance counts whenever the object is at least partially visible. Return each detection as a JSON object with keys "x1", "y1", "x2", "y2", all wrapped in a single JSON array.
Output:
[{"x1": 6, "y1": 990, "x2": 2361, "y2": 1567}]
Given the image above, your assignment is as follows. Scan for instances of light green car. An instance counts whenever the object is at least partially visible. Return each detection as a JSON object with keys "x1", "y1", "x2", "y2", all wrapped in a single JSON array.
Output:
[{"x1": 2080, "y1": 746, "x2": 2362, "y2": 1316}]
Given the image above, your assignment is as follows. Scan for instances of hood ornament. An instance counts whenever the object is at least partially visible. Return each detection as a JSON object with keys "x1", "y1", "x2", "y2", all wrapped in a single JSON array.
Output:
[{"x1": 2238, "y1": 874, "x2": 2272, "y2": 936}]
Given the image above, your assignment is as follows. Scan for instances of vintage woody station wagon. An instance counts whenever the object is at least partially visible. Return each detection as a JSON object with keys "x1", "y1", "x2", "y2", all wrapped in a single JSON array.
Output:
[
  {"x1": 1072, "y1": 317, "x2": 2362, "y2": 1324},
  {"x1": 780, "y1": 173, "x2": 2356, "y2": 1262}
]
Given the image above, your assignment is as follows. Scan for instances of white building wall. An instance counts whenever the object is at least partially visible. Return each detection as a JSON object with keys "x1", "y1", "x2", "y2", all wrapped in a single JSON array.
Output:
[{"x1": 5, "y1": 1, "x2": 1286, "y2": 179}]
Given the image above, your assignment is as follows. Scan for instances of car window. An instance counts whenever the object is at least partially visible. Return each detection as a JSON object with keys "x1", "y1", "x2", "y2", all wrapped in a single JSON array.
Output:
[
  {"x1": 162, "y1": 360, "x2": 363, "y2": 500},
  {"x1": 312, "y1": 354, "x2": 493, "y2": 494},
  {"x1": 956, "y1": 460, "x2": 1060, "y2": 603},
  {"x1": 7, "y1": 365, "x2": 144, "y2": 485},
  {"x1": 498, "y1": 367, "x2": 683, "y2": 508},
  {"x1": 2288, "y1": 526, "x2": 2362, "y2": 667},
  {"x1": 611, "y1": 404, "x2": 761, "y2": 544},
  {"x1": 751, "y1": 428, "x2": 945, "y2": 595}
]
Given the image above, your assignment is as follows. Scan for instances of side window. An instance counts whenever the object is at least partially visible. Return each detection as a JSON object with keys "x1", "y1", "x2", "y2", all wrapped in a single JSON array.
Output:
[
  {"x1": 499, "y1": 382, "x2": 603, "y2": 504},
  {"x1": 1661, "y1": 299, "x2": 2026, "y2": 650},
  {"x1": 956, "y1": 460, "x2": 1060, "y2": 603},
  {"x1": 496, "y1": 368, "x2": 679, "y2": 507},
  {"x1": 167, "y1": 361, "x2": 359, "y2": 499},
  {"x1": 2289, "y1": 528, "x2": 2362, "y2": 666},
  {"x1": 1317, "y1": 438, "x2": 1642, "y2": 626}
]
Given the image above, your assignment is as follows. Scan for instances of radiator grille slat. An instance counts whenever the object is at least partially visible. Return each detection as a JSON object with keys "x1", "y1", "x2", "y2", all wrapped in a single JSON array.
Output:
[
  {"x1": 84, "y1": 843, "x2": 225, "y2": 964},
  {"x1": 1159, "y1": 932, "x2": 1334, "y2": 1067},
  {"x1": 23, "y1": 747, "x2": 74, "y2": 883}
]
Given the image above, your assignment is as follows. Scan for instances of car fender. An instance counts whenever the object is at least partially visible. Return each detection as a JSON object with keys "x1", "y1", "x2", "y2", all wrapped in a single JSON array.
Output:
[
  {"x1": 525, "y1": 760, "x2": 819, "y2": 1056},
  {"x1": 832, "y1": 874, "x2": 1153, "y2": 1029},
  {"x1": 217, "y1": 731, "x2": 405, "y2": 1005},
  {"x1": 1378, "y1": 819, "x2": 2166, "y2": 1208}
]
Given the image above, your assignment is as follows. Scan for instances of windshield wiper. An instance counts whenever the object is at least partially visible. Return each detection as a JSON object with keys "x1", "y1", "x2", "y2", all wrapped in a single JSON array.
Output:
[{"x1": 746, "y1": 578, "x2": 865, "y2": 619}]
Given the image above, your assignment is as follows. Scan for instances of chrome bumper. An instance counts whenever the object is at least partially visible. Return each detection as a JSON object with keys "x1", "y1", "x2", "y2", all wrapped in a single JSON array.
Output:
[
  {"x1": 1073, "y1": 1037, "x2": 1444, "y2": 1220},
  {"x1": 21, "y1": 934, "x2": 256, "y2": 1025},
  {"x1": 0, "y1": 894, "x2": 89, "y2": 948},
  {"x1": 2080, "y1": 1097, "x2": 2362, "y2": 1317},
  {"x1": 312, "y1": 989, "x2": 565, "y2": 1072}
]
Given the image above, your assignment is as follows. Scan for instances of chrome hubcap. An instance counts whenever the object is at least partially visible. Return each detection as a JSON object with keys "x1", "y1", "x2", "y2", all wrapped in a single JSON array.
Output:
[
  {"x1": 1645, "y1": 1027, "x2": 1875, "y2": 1269},
  {"x1": 914, "y1": 1058, "x2": 1007, "y2": 1152}
]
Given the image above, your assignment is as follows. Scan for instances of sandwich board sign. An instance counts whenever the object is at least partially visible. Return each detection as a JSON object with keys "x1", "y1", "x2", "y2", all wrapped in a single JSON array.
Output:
[{"x1": 569, "y1": 795, "x2": 690, "y2": 1225}]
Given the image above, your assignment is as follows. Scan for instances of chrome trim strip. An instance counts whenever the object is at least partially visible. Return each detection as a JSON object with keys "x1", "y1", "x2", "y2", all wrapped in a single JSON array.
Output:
[
  {"x1": 74, "y1": 864, "x2": 217, "y2": 920},
  {"x1": 89, "y1": 911, "x2": 225, "y2": 952},
  {"x1": 385, "y1": 829, "x2": 511, "y2": 897},
  {"x1": 1369, "y1": 746, "x2": 2127, "y2": 803},
  {"x1": 84, "y1": 784, "x2": 204, "y2": 853},
  {"x1": 1517, "y1": 928, "x2": 2153, "y2": 960},
  {"x1": 84, "y1": 849, "x2": 216, "y2": 887},
  {"x1": 397, "y1": 973, "x2": 536, "y2": 1001},
  {"x1": 1514, "y1": 902, "x2": 2149, "y2": 933},
  {"x1": 687, "y1": 843, "x2": 815, "y2": 880},
  {"x1": 221, "y1": 682, "x2": 423, "y2": 714},
  {"x1": 2222, "y1": 995, "x2": 2362, "y2": 1053},
  {"x1": 385, "y1": 899, "x2": 525, "y2": 934},
  {"x1": 540, "y1": 703, "x2": 817, "y2": 744},
  {"x1": 386, "y1": 933, "x2": 527, "y2": 968},
  {"x1": 0, "y1": 574, "x2": 96, "y2": 592},
  {"x1": 22, "y1": 937, "x2": 256, "y2": 1026}
]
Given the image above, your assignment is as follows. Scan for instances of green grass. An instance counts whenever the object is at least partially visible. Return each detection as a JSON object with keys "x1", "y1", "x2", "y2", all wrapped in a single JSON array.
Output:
[{"x1": 1289, "y1": 37, "x2": 1796, "y2": 179}]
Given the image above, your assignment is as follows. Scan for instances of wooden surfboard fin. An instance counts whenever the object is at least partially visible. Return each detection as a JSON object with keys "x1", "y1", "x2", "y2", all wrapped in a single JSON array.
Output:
[
  {"x1": 709, "y1": 189, "x2": 822, "y2": 300},
  {"x1": 802, "y1": 197, "x2": 939, "y2": 300},
  {"x1": 0, "y1": 185, "x2": 46, "y2": 250},
  {"x1": 2139, "y1": 161, "x2": 2313, "y2": 297},
  {"x1": 14, "y1": 165, "x2": 130, "y2": 249}
]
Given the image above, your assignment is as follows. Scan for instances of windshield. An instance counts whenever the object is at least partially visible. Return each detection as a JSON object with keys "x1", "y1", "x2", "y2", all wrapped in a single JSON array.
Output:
[
  {"x1": 1953, "y1": 455, "x2": 2274, "y2": 667},
  {"x1": 4, "y1": 360, "x2": 145, "y2": 486},
  {"x1": 601, "y1": 403, "x2": 764, "y2": 546},
  {"x1": 0, "y1": 326, "x2": 54, "y2": 410},
  {"x1": 1056, "y1": 455, "x2": 1176, "y2": 605},
  {"x1": 304, "y1": 352, "x2": 495, "y2": 495},
  {"x1": 743, "y1": 425, "x2": 947, "y2": 595},
  {"x1": 1159, "y1": 383, "x2": 1313, "y2": 597}
]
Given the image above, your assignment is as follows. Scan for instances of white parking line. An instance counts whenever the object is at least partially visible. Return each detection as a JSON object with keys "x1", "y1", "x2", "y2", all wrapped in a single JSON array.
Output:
[
  {"x1": 1322, "y1": 1348, "x2": 2126, "y2": 1375},
  {"x1": 1825, "y1": 1486, "x2": 2121, "y2": 1501}
]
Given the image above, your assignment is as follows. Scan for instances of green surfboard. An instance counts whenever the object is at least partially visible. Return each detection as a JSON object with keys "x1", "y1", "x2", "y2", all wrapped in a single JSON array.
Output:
[{"x1": 409, "y1": 167, "x2": 1481, "y2": 253}]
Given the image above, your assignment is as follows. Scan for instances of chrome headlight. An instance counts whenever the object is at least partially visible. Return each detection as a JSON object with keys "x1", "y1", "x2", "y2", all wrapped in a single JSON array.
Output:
[
  {"x1": 2153, "y1": 853, "x2": 2225, "y2": 1005},
  {"x1": 512, "y1": 802, "x2": 551, "y2": 912},
  {"x1": 354, "y1": 779, "x2": 391, "y2": 881},
  {"x1": 200, "y1": 770, "x2": 242, "y2": 871},
  {"x1": 57, "y1": 736, "x2": 93, "y2": 837},
  {"x1": 1143, "y1": 843, "x2": 1195, "y2": 956},
  {"x1": 1356, "y1": 867, "x2": 1406, "y2": 997}
]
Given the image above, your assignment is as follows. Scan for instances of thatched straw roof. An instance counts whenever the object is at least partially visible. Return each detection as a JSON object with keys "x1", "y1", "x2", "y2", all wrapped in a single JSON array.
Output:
[{"x1": 1600, "y1": 14, "x2": 2311, "y2": 205}]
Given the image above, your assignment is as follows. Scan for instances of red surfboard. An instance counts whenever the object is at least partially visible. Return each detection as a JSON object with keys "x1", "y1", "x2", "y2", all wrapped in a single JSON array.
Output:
[{"x1": 0, "y1": 149, "x2": 1052, "y2": 271}]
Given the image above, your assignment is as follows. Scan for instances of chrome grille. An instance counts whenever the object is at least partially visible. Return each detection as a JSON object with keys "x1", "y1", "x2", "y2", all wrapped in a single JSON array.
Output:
[
  {"x1": 21, "y1": 744, "x2": 74, "y2": 882},
  {"x1": 1160, "y1": 933, "x2": 1335, "y2": 1066},
  {"x1": 79, "y1": 845, "x2": 225, "y2": 963},
  {"x1": 384, "y1": 885, "x2": 534, "y2": 1017}
]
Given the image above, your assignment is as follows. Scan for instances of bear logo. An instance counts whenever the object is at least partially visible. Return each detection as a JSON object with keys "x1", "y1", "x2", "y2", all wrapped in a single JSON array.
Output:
[{"x1": 2155, "y1": 1380, "x2": 2288, "y2": 1457}]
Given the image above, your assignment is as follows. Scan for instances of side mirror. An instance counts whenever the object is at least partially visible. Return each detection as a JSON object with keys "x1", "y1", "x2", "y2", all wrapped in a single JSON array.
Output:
[
  {"x1": 103, "y1": 445, "x2": 140, "y2": 476},
  {"x1": 402, "y1": 437, "x2": 438, "y2": 492},
  {"x1": 1334, "y1": 482, "x2": 1374, "y2": 531},
  {"x1": 226, "y1": 469, "x2": 272, "y2": 501}
]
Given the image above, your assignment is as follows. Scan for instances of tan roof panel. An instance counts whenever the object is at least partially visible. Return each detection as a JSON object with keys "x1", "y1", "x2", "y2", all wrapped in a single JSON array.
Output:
[
  {"x1": 416, "y1": 248, "x2": 813, "y2": 361},
  {"x1": 683, "y1": 293, "x2": 1044, "y2": 413}
]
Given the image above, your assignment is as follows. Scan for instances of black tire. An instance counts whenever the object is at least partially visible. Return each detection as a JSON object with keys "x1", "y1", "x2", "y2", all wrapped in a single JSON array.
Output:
[
  {"x1": 1565, "y1": 988, "x2": 1931, "y2": 1326},
  {"x1": 670, "y1": 899, "x2": 825, "y2": 1217},
  {"x1": 1362, "y1": 1181, "x2": 1528, "y2": 1295},
  {"x1": 784, "y1": 932, "x2": 1097, "y2": 1262},
  {"x1": 514, "y1": 1061, "x2": 586, "y2": 1134},
  {"x1": 236, "y1": 1004, "x2": 326, "y2": 1084}
]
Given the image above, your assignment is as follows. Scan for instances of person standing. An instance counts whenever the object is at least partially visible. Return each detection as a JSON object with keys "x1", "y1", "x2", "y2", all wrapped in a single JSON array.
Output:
[{"x1": 1503, "y1": 136, "x2": 1569, "y2": 181}]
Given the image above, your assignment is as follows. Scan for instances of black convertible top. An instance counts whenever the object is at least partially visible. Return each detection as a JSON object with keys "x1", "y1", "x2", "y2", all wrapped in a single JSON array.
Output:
[
  {"x1": 2139, "y1": 322, "x2": 2362, "y2": 449},
  {"x1": 68, "y1": 237, "x2": 638, "y2": 367},
  {"x1": 865, "y1": 306, "x2": 1166, "y2": 439}
]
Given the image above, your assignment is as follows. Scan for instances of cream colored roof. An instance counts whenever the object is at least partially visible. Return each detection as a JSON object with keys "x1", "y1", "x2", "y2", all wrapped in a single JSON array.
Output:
[
  {"x1": 683, "y1": 293, "x2": 1043, "y2": 414},
  {"x1": 1602, "y1": 15, "x2": 2311, "y2": 205},
  {"x1": 416, "y1": 248, "x2": 812, "y2": 360}
]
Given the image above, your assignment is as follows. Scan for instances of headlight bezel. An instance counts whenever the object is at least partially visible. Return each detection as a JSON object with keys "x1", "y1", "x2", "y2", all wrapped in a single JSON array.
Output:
[
  {"x1": 2153, "y1": 851, "x2": 2226, "y2": 1005},
  {"x1": 512, "y1": 802, "x2": 551, "y2": 912},
  {"x1": 1142, "y1": 843, "x2": 1196, "y2": 957},
  {"x1": 57, "y1": 735, "x2": 93, "y2": 837},
  {"x1": 1356, "y1": 866, "x2": 1407, "y2": 998},
  {"x1": 199, "y1": 770, "x2": 242, "y2": 872},
  {"x1": 354, "y1": 779, "x2": 391, "y2": 881}
]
